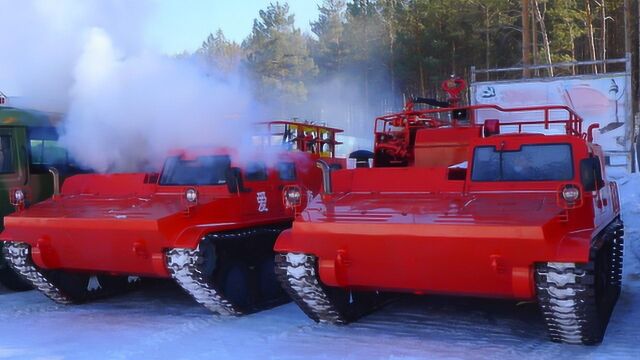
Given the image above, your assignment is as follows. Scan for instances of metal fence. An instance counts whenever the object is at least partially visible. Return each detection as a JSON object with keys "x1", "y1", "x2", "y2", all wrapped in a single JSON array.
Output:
[{"x1": 470, "y1": 55, "x2": 637, "y2": 173}]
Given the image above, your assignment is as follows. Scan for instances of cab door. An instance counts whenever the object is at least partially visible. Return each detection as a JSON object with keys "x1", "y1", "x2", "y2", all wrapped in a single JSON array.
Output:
[
  {"x1": 593, "y1": 155, "x2": 614, "y2": 219},
  {"x1": 241, "y1": 161, "x2": 272, "y2": 221},
  {"x1": 0, "y1": 126, "x2": 28, "y2": 220}
]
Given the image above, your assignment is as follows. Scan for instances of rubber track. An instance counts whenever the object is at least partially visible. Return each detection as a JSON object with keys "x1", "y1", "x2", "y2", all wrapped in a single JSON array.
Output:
[
  {"x1": 2, "y1": 242, "x2": 73, "y2": 304},
  {"x1": 274, "y1": 253, "x2": 347, "y2": 324},
  {"x1": 535, "y1": 219, "x2": 623, "y2": 345},
  {"x1": 166, "y1": 227, "x2": 283, "y2": 316}
]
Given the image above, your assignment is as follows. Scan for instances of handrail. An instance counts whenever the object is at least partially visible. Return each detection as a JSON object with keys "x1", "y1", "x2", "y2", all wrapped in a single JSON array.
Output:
[
  {"x1": 374, "y1": 104, "x2": 584, "y2": 137},
  {"x1": 263, "y1": 120, "x2": 344, "y2": 133},
  {"x1": 259, "y1": 120, "x2": 343, "y2": 158}
]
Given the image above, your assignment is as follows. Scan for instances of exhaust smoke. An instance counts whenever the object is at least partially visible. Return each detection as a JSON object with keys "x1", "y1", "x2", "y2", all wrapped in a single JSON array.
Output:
[{"x1": 0, "y1": 0, "x2": 257, "y2": 173}]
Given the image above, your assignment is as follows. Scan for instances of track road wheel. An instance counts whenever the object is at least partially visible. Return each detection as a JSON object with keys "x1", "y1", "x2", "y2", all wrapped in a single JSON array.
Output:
[
  {"x1": 219, "y1": 260, "x2": 251, "y2": 311},
  {"x1": 275, "y1": 252, "x2": 386, "y2": 324},
  {"x1": 0, "y1": 243, "x2": 32, "y2": 291},
  {"x1": 201, "y1": 238, "x2": 252, "y2": 311},
  {"x1": 325, "y1": 286, "x2": 386, "y2": 323},
  {"x1": 2, "y1": 241, "x2": 136, "y2": 304},
  {"x1": 535, "y1": 220, "x2": 623, "y2": 345},
  {"x1": 257, "y1": 255, "x2": 287, "y2": 304},
  {"x1": 42, "y1": 271, "x2": 137, "y2": 304},
  {"x1": 165, "y1": 240, "x2": 241, "y2": 315},
  {"x1": 165, "y1": 227, "x2": 290, "y2": 315}
]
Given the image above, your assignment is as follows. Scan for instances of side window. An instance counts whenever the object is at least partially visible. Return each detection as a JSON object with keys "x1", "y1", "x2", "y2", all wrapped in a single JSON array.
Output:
[
  {"x1": 0, "y1": 135, "x2": 14, "y2": 174},
  {"x1": 278, "y1": 162, "x2": 296, "y2": 181},
  {"x1": 580, "y1": 155, "x2": 605, "y2": 191},
  {"x1": 29, "y1": 139, "x2": 68, "y2": 165},
  {"x1": 594, "y1": 156, "x2": 605, "y2": 189},
  {"x1": 159, "y1": 155, "x2": 230, "y2": 186},
  {"x1": 28, "y1": 127, "x2": 69, "y2": 168},
  {"x1": 245, "y1": 162, "x2": 268, "y2": 181}
]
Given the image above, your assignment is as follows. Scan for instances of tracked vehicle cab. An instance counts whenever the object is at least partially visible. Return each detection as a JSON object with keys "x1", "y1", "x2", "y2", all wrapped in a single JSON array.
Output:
[
  {"x1": 0, "y1": 120, "x2": 345, "y2": 315},
  {"x1": 0, "y1": 106, "x2": 88, "y2": 291}
]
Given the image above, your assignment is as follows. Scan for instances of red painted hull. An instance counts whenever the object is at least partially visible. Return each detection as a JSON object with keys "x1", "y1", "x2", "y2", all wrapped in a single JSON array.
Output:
[
  {"x1": 275, "y1": 192, "x2": 597, "y2": 300},
  {"x1": 1, "y1": 149, "x2": 345, "y2": 278},
  {"x1": 1, "y1": 190, "x2": 264, "y2": 277}
]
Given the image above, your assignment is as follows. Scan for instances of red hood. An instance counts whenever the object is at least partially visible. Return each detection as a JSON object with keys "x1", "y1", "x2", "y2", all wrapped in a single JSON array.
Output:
[
  {"x1": 7, "y1": 193, "x2": 186, "y2": 221},
  {"x1": 301, "y1": 192, "x2": 562, "y2": 228}
]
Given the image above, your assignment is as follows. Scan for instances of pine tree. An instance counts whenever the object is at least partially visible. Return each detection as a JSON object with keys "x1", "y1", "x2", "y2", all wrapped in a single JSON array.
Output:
[
  {"x1": 243, "y1": 2, "x2": 318, "y2": 106},
  {"x1": 198, "y1": 29, "x2": 243, "y2": 74},
  {"x1": 310, "y1": 0, "x2": 347, "y2": 77}
]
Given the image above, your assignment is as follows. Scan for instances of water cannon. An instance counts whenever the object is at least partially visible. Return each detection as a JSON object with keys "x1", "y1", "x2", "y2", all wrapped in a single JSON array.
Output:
[
  {"x1": 406, "y1": 76, "x2": 468, "y2": 111},
  {"x1": 441, "y1": 75, "x2": 466, "y2": 107}
]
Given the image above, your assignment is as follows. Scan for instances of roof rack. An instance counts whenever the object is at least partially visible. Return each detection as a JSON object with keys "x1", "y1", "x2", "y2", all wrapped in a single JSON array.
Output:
[
  {"x1": 375, "y1": 104, "x2": 584, "y2": 138},
  {"x1": 260, "y1": 120, "x2": 344, "y2": 157}
]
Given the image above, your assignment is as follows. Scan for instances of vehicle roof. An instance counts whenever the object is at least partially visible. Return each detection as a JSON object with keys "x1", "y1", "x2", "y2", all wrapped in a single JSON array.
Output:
[
  {"x1": 164, "y1": 146, "x2": 305, "y2": 164},
  {"x1": 470, "y1": 132, "x2": 588, "y2": 149},
  {"x1": 0, "y1": 106, "x2": 62, "y2": 128}
]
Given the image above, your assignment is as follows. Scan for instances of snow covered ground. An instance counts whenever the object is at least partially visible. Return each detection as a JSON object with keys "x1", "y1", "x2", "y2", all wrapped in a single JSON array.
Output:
[{"x1": 0, "y1": 175, "x2": 639, "y2": 360}]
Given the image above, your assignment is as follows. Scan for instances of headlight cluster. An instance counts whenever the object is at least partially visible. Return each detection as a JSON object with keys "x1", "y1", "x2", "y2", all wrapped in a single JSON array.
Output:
[
  {"x1": 561, "y1": 185, "x2": 580, "y2": 203},
  {"x1": 185, "y1": 188, "x2": 198, "y2": 203},
  {"x1": 283, "y1": 186, "x2": 302, "y2": 208}
]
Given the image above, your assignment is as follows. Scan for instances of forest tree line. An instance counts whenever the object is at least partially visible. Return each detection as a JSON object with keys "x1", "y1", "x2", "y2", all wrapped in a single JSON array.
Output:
[{"x1": 193, "y1": 0, "x2": 638, "y2": 132}]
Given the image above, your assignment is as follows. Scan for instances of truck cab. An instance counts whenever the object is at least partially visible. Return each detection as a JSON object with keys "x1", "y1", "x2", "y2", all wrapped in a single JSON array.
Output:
[{"x1": 0, "y1": 106, "x2": 85, "y2": 289}]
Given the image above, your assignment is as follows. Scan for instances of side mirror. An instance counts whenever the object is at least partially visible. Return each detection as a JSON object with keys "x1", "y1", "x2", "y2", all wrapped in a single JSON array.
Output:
[
  {"x1": 226, "y1": 167, "x2": 251, "y2": 194},
  {"x1": 580, "y1": 157, "x2": 604, "y2": 192}
]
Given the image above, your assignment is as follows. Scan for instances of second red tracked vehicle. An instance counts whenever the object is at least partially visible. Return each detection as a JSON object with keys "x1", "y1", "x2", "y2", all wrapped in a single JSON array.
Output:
[
  {"x1": 275, "y1": 99, "x2": 623, "y2": 345},
  {"x1": 1, "y1": 121, "x2": 344, "y2": 314}
]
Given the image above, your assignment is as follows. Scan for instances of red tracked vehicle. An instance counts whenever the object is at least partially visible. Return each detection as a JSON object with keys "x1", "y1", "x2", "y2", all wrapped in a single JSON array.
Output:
[
  {"x1": 275, "y1": 100, "x2": 624, "y2": 345},
  {"x1": 1, "y1": 121, "x2": 344, "y2": 314}
]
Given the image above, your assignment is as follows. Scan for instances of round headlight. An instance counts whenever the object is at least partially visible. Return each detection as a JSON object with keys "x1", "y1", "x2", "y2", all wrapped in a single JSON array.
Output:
[
  {"x1": 14, "y1": 189, "x2": 25, "y2": 202},
  {"x1": 286, "y1": 188, "x2": 301, "y2": 201},
  {"x1": 284, "y1": 186, "x2": 302, "y2": 208},
  {"x1": 185, "y1": 188, "x2": 198, "y2": 203},
  {"x1": 562, "y1": 185, "x2": 580, "y2": 203}
]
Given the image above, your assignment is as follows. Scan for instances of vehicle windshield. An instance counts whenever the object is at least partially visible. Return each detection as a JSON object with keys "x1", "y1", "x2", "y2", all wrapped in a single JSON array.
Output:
[
  {"x1": 471, "y1": 143, "x2": 573, "y2": 181},
  {"x1": 159, "y1": 155, "x2": 230, "y2": 185}
]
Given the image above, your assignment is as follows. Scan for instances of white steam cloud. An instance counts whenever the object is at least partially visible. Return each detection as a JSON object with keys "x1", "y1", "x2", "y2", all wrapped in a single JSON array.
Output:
[
  {"x1": 0, "y1": 0, "x2": 149, "y2": 112},
  {"x1": 61, "y1": 28, "x2": 254, "y2": 172},
  {"x1": 1, "y1": 0, "x2": 257, "y2": 172}
]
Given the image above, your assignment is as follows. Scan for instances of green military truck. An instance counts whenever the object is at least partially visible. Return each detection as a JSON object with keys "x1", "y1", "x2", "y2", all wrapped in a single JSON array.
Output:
[{"x1": 0, "y1": 105, "x2": 84, "y2": 290}]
